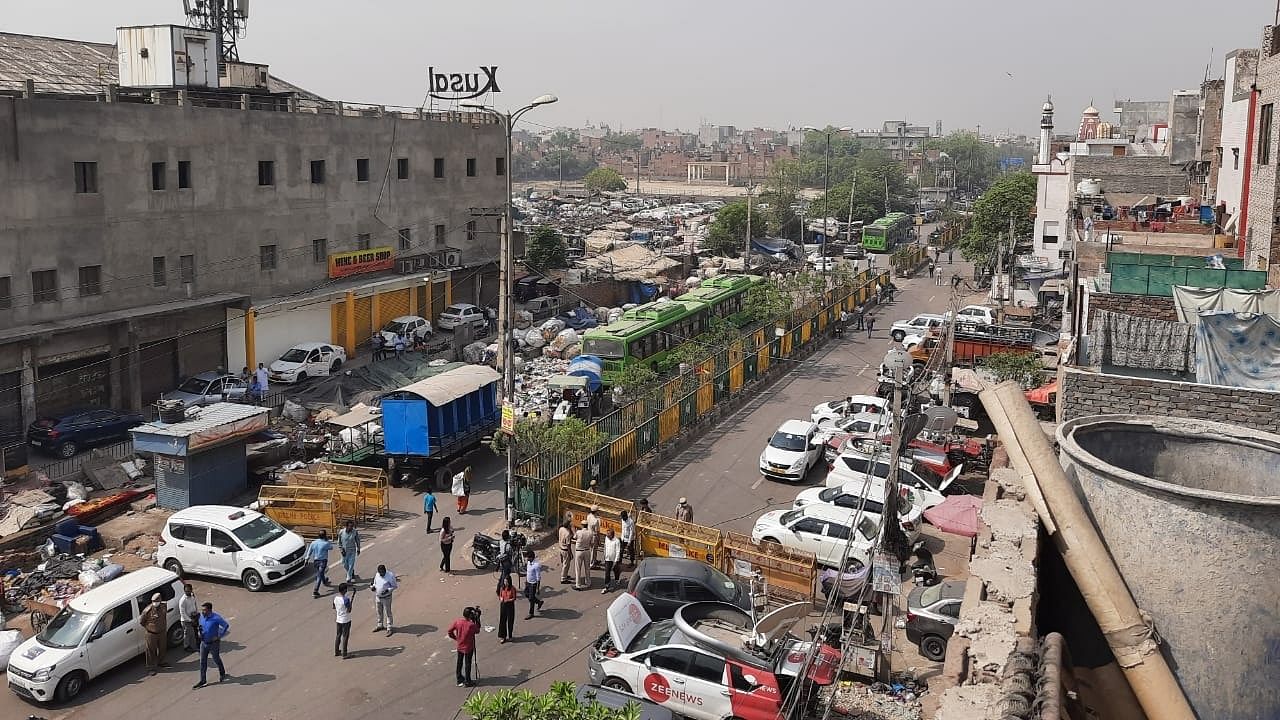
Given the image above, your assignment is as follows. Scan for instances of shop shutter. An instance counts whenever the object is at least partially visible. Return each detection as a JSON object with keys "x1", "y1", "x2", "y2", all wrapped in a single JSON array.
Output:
[
  {"x1": 36, "y1": 354, "x2": 111, "y2": 418},
  {"x1": 377, "y1": 289, "x2": 411, "y2": 327},
  {"x1": 139, "y1": 340, "x2": 178, "y2": 406},
  {"x1": 354, "y1": 296, "x2": 373, "y2": 345}
]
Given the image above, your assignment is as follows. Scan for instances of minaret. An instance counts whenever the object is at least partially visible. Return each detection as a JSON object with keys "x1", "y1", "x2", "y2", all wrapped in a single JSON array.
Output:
[{"x1": 1039, "y1": 95, "x2": 1054, "y2": 164}]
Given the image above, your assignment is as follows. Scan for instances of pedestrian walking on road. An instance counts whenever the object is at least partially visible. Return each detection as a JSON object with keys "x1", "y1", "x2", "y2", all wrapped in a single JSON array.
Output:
[
  {"x1": 524, "y1": 550, "x2": 545, "y2": 618},
  {"x1": 866, "y1": 316, "x2": 876, "y2": 339},
  {"x1": 371, "y1": 564, "x2": 398, "y2": 636},
  {"x1": 179, "y1": 583, "x2": 199, "y2": 652},
  {"x1": 338, "y1": 520, "x2": 361, "y2": 583},
  {"x1": 333, "y1": 583, "x2": 352, "y2": 658},
  {"x1": 952, "y1": 273, "x2": 962, "y2": 290},
  {"x1": 371, "y1": 333, "x2": 384, "y2": 361},
  {"x1": 448, "y1": 607, "x2": 481, "y2": 687},
  {"x1": 496, "y1": 576, "x2": 517, "y2": 643},
  {"x1": 439, "y1": 517, "x2": 455, "y2": 573},
  {"x1": 497, "y1": 529, "x2": 516, "y2": 591},
  {"x1": 192, "y1": 602, "x2": 229, "y2": 689},
  {"x1": 601, "y1": 529, "x2": 622, "y2": 593},
  {"x1": 620, "y1": 510, "x2": 637, "y2": 568},
  {"x1": 675, "y1": 497, "x2": 694, "y2": 524},
  {"x1": 586, "y1": 505, "x2": 601, "y2": 568},
  {"x1": 453, "y1": 466, "x2": 472, "y2": 514},
  {"x1": 948, "y1": 248, "x2": 954, "y2": 264},
  {"x1": 307, "y1": 530, "x2": 335, "y2": 598},
  {"x1": 572, "y1": 520, "x2": 593, "y2": 590},
  {"x1": 141, "y1": 593, "x2": 168, "y2": 674},
  {"x1": 557, "y1": 520, "x2": 573, "y2": 584},
  {"x1": 423, "y1": 490, "x2": 437, "y2": 533}
]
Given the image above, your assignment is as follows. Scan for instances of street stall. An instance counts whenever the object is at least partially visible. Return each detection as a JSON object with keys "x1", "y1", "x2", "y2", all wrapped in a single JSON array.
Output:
[{"x1": 130, "y1": 403, "x2": 269, "y2": 510}]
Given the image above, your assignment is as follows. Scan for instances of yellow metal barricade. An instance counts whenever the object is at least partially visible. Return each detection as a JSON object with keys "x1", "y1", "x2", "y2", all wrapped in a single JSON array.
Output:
[
  {"x1": 637, "y1": 512, "x2": 722, "y2": 565},
  {"x1": 258, "y1": 486, "x2": 338, "y2": 535},
  {"x1": 545, "y1": 465, "x2": 583, "y2": 522},
  {"x1": 558, "y1": 486, "x2": 636, "y2": 554},
  {"x1": 730, "y1": 362, "x2": 744, "y2": 392},
  {"x1": 287, "y1": 462, "x2": 389, "y2": 516},
  {"x1": 658, "y1": 405, "x2": 680, "y2": 442},
  {"x1": 610, "y1": 431, "x2": 637, "y2": 478},
  {"x1": 284, "y1": 472, "x2": 367, "y2": 521},
  {"x1": 720, "y1": 531, "x2": 818, "y2": 604},
  {"x1": 696, "y1": 382, "x2": 713, "y2": 415},
  {"x1": 757, "y1": 345, "x2": 770, "y2": 373}
]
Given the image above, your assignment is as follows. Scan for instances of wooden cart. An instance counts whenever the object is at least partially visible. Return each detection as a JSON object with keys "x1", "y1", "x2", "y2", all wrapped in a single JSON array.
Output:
[{"x1": 23, "y1": 597, "x2": 62, "y2": 633}]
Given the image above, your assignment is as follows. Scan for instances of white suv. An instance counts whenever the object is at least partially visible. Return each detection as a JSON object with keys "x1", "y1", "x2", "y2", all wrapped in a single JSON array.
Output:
[
  {"x1": 947, "y1": 305, "x2": 997, "y2": 325},
  {"x1": 758, "y1": 419, "x2": 822, "y2": 482},
  {"x1": 157, "y1": 506, "x2": 307, "y2": 591},
  {"x1": 890, "y1": 314, "x2": 946, "y2": 342}
]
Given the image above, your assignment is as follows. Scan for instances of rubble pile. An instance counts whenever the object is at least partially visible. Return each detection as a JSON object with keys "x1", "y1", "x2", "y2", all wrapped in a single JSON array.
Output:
[{"x1": 827, "y1": 681, "x2": 924, "y2": 719}]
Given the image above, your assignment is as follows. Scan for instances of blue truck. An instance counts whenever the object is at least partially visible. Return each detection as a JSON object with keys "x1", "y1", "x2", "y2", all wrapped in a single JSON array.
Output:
[{"x1": 379, "y1": 363, "x2": 501, "y2": 487}]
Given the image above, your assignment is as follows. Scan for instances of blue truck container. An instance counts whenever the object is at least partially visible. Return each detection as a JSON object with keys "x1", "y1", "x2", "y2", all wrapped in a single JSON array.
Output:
[{"x1": 380, "y1": 364, "x2": 501, "y2": 485}]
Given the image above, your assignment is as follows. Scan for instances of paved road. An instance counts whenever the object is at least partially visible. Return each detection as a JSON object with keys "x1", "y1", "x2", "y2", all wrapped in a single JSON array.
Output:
[{"x1": 1, "y1": 250, "x2": 979, "y2": 720}]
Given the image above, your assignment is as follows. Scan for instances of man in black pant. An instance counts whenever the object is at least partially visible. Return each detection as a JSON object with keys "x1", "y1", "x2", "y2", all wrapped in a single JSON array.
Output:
[
  {"x1": 448, "y1": 608, "x2": 480, "y2": 687},
  {"x1": 524, "y1": 550, "x2": 545, "y2": 618},
  {"x1": 333, "y1": 583, "x2": 352, "y2": 658}
]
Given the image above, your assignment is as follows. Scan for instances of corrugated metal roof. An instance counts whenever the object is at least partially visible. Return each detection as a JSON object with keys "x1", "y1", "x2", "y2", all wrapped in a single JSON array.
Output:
[
  {"x1": 134, "y1": 402, "x2": 268, "y2": 438},
  {"x1": 392, "y1": 365, "x2": 500, "y2": 406}
]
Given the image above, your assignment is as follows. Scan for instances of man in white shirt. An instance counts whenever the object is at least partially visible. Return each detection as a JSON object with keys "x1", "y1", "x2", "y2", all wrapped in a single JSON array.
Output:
[
  {"x1": 371, "y1": 564, "x2": 399, "y2": 636},
  {"x1": 619, "y1": 510, "x2": 637, "y2": 569},
  {"x1": 333, "y1": 583, "x2": 352, "y2": 658},
  {"x1": 601, "y1": 529, "x2": 622, "y2": 593},
  {"x1": 254, "y1": 363, "x2": 269, "y2": 396},
  {"x1": 178, "y1": 583, "x2": 200, "y2": 652}
]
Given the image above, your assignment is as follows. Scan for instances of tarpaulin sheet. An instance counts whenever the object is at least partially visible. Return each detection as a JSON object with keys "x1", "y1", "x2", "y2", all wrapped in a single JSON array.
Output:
[
  {"x1": 1089, "y1": 309, "x2": 1194, "y2": 372},
  {"x1": 1173, "y1": 286, "x2": 1280, "y2": 326},
  {"x1": 1194, "y1": 311, "x2": 1280, "y2": 390}
]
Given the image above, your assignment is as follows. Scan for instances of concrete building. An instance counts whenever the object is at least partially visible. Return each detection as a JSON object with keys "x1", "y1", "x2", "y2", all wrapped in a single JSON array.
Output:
[
  {"x1": 1196, "y1": 79, "x2": 1226, "y2": 202},
  {"x1": 1216, "y1": 49, "x2": 1259, "y2": 226},
  {"x1": 0, "y1": 30, "x2": 504, "y2": 432},
  {"x1": 854, "y1": 120, "x2": 931, "y2": 161},
  {"x1": 697, "y1": 123, "x2": 736, "y2": 148},
  {"x1": 1246, "y1": 25, "x2": 1280, "y2": 279},
  {"x1": 1032, "y1": 99, "x2": 1073, "y2": 271}
]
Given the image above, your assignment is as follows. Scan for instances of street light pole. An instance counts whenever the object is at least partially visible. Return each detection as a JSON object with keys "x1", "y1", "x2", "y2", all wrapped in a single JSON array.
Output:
[{"x1": 461, "y1": 94, "x2": 558, "y2": 524}]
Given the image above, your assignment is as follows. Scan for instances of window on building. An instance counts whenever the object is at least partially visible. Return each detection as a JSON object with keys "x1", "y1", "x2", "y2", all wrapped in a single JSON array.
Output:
[
  {"x1": 31, "y1": 269, "x2": 58, "y2": 303},
  {"x1": 178, "y1": 160, "x2": 192, "y2": 189},
  {"x1": 260, "y1": 244, "x2": 277, "y2": 271},
  {"x1": 434, "y1": 224, "x2": 446, "y2": 246},
  {"x1": 179, "y1": 254, "x2": 195, "y2": 284},
  {"x1": 396, "y1": 158, "x2": 409, "y2": 180},
  {"x1": 356, "y1": 233, "x2": 371, "y2": 251},
  {"x1": 356, "y1": 158, "x2": 370, "y2": 182},
  {"x1": 1233, "y1": 147, "x2": 1240, "y2": 171},
  {"x1": 0, "y1": 276, "x2": 10, "y2": 310},
  {"x1": 466, "y1": 220, "x2": 477, "y2": 243},
  {"x1": 151, "y1": 162, "x2": 166, "y2": 191},
  {"x1": 78, "y1": 265, "x2": 102, "y2": 296},
  {"x1": 310, "y1": 160, "x2": 326, "y2": 184},
  {"x1": 258, "y1": 160, "x2": 275, "y2": 186},
  {"x1": 398, "y1": 228, "x2": 412, "y2": 251},
  {"x1": 1261, "y1": 104, "x2": 1275, "y2": 165},
  {"x1": 152, "y1": 257, "x2": 166, "y2": 287},
  {"x1": 466, "y1": 158, "x2": 477, "y2": 177},
  {"x1": 313, "y1": 238, "x2": 328, "y2": 263},
  {"x1": 495, "y1": 156, "x2": 506, "y2": 176},
  {"x1": 74, "y1": 161, "x2": 97, "y2": 193},
  {"x1": 434, "y1": 158, "x2": 445, "y2": 178}
]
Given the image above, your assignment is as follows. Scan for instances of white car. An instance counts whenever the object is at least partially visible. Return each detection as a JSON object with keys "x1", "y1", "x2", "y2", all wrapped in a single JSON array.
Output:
[
  {"x1": 890, "y1": 313, "x2": 946, "y2": 342},
  {"x1": 156, "y1": 506, "x2": 307, "y2": 591},
  {"x1": 793, "y1": 482, "x2": 924, "y2": 542},
  {"x1": 811, "y1": 395, "x2": 888, "y2": 424},
  {"x1": 825, "y1": 451, "x2": 963, "y2": 510},
  {"x1": 758, "y1": 419, "x2": 823, "y2": 482},
  {"x1": 813, "y1": 412, "x2": 890, "y2": 447},
  {"x1": 268, "y1": 342, "x2": 346, "y2": 383},
  {"x1": 378, "y1": 315, "x2": 432, "y2": 345},
  {"x1": 437, "y1": 303, "x2": 488, "y2": 331},
  {"x1": 751, "y1": 503, "x2": 881, "y2": 568},
  {"x1": 946, "y1": 304, "x2": 997, "y2": 325}
]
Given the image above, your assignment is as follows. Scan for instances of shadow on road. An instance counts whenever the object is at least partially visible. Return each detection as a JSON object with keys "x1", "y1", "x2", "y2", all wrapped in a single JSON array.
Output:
[
  {"x1": 391, "y1": 623, "x2": 438, "y2": 636},
  {"x1": 345, "y1": 646, "x2": 404, "y2": 659}
]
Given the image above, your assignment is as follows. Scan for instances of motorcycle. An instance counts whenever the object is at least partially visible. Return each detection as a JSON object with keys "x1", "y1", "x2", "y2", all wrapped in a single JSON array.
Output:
[
  {"x1": 909, "y1": 539, "x2": 939, "y2": 586},
  {"x1": 471, "y1": 531, "x2": 528, "y2": 571}
]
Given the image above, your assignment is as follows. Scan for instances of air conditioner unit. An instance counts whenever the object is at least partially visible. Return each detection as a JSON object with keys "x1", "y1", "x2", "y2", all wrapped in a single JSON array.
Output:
[{"x1": 442, "y1": 250, "x2": 461, "y2": 268}]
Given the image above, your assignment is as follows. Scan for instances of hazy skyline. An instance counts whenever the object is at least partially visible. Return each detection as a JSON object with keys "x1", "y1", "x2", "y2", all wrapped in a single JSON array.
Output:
[{"x1": 7, "y1": 1, "x2": 1277, "y2": 138}]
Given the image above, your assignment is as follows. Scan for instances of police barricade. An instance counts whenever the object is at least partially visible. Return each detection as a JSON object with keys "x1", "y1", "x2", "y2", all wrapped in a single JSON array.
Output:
[
  {"x1": 300, "y1": 462, "x2": 390, "y2": 515},
  {"x1": 719, "y1": 531, "x2": 818, "y2": 605},
  {"x1": 636, "y1": 512, "x2": 722, "y2": 565},
  {"x1": 559, "y1": 486, "x2": 636, "y2": 557},
  {"x1": 258, "y1": 485, "x2": 338, "y2": 536},
  {"x1": 283, "y1": 472, "x2": 367, "y2": 522}
]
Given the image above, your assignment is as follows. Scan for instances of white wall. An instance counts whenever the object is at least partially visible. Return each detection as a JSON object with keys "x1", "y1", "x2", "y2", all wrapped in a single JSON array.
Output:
[
  {"x1": 1032, "y1": 157, "x2": 1072, "y2": 267},
  {"x1": 1218, "y1": 54, "x2": 1252, "y2": 219},
  {"x1": 225, "y1": 303, "x2": 332, "y2": 373}
]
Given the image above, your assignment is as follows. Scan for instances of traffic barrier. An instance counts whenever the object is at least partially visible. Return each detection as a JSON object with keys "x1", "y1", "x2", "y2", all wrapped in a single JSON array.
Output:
[
  {"x1": 636, "y1": 511, "x2": 722, "y2": 565},
  {"x1": 284, "y1": 472, "x2": 367, "y2": 522},
  {"x1": 720, "y1": 531, "x2": 818, "y2": 605},
  {"x1": 558, "y1": 486, "x2": 635, "y2": 554},
  {"x1": 258, "y1": 485, "x2": 338, "y2": 535},
  {"x1": 288, "y1": 461, "x2": 390, "y2": 516}
]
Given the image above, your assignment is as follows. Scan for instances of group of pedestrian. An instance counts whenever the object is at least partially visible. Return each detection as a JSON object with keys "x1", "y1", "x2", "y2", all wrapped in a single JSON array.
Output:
[
  {"x1": 240, "y1": 363, "x2": 269, "y2": 403},
  {"x1": 139, "y1": 582, "x2": 231, "y2": 689},
  {"x1": 370, "y1": 332, "x2": 409, "y2": 361}
]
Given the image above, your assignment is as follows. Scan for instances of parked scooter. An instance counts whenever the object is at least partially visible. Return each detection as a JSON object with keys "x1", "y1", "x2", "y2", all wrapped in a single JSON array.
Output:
[
  {"x1": 909, "y1": 539, "x2": 939, "y2": 586},
  {"x1": 471, "y1": 531, "x2": 528, "y2": 571}
]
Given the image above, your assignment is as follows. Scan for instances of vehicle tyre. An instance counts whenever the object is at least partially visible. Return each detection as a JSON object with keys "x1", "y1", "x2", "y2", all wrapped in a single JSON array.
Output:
[
  {"x1": 602, "y1": 677, "x2": 633, "y2": 694},
  {"x1": 162, "y1": 558, "x2": 185, "y2": 577},
  {"x1": 891, "y1": 330, "x2": 905, "y2": 342},
  {"x1": 920, "y1": 634, "x2": 948, "y2": 661},
  {"x1": 761, "y1": 537, "x2": 781, "y2": 546},
  {"x1": 55, "y1": 670, "x2": 88, "y2": 702},
  {"x1": 331, "y1": 359, "x2": 342, "y2": 372},
  {"x1": 471, "y1": 553, "x2": 490, "y2": 570},
  {"x1": 56, "y1": 440, "x2": 78, "y2": 459},
  {"x1": 167, "y1": 621, "x2": 185, "y2": 648},
  {"x1": 242, "y1": 569, "x2": 264, "y2": 592},
  {"x1": 296, "y1": 372, "x2": 307, "y2": 383}
]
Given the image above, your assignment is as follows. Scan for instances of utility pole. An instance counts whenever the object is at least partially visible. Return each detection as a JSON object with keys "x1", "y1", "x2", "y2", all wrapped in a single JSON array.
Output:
[
  {"x1": 846, "y1": 170, "x2": 858, "y2": 246},
  {"x1": 878, "y1": 347, "x2": 910, "y2": 679},
  {"x1": 745, "y1": 183, "x2": 754, "y2": 262},
  {"x1": 884, "y1": 173, "x2": 891, "y2": 216}
]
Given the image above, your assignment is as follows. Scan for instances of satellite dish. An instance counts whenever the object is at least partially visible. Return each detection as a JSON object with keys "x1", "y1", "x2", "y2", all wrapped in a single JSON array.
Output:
[{"x1": 922, "y1": 406, "x2": 959, "y2": 434}]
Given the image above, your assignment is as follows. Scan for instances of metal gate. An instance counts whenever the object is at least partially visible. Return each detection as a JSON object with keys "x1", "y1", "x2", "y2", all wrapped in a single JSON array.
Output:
[
  {"x1": 36, "y1": 354, "x2": 110, "y2": 418},
  {"x1": 377, "y1": 289, "x2": 411, "y2": 328}
]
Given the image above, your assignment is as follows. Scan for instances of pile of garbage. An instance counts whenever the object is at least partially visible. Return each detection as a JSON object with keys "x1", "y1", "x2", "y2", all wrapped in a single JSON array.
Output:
[
  {"x1": 825, "y1": 677, "x2": 925, "y2": 720},
  {"x1": 1, "y1": 552, "x2": 120, "y2": 609}
]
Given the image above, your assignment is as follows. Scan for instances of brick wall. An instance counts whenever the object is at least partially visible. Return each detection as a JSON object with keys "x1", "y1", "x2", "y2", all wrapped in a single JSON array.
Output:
[
  {"x1": 1073, "y1": 155, "x2": 1189, "y2": 196},
  {"x1": 1060, "y1": 365, "x2": 1280, "y2": 429},
  {"x1": 1087, "y1": 292, "x2": 1177, "y2": 321},
  {"x1": 1252, "y1": 25, "x2": 1280, "y2": 278}
]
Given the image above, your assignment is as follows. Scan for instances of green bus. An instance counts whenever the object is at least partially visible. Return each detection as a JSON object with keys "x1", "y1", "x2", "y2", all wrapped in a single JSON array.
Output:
[
  {"x1": 674, "y1": 274, "x2": 762, "y2": 327},
  {"x1": 862, "y1": 212, "x2": 913, "y2": 252}
]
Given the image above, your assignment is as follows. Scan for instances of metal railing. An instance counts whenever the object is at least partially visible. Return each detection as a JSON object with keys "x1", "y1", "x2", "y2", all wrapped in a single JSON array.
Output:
[{"x1": 39, "y1": 440, "x2": 136, "y2": 483}]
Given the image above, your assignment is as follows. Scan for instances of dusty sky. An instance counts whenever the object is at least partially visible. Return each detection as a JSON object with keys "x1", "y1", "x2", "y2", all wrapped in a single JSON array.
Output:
[{"x1": 7, "y1": 0, "x2": 1276, "y2": 136}]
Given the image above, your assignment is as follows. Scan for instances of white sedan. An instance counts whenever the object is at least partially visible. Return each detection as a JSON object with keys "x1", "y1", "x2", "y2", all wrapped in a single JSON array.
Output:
[
  {"x1": 268, "y1": 343, "x2": 346, "y2": 383},
  {"x1": 793, "y1": 482, "x2": 924, "y2": 542},
  {"x1": 751, "y1": 503, "x2": 880, "y2": 568},
  {"x1": 813, "y1": 412, "x2": 890, "y2": 447},
  {"x1": 811, "y1": 395, "x2": 888, "y2": 424},
  {"x1": 758, "y1": 420, "x2": 823, "y2": 482}
]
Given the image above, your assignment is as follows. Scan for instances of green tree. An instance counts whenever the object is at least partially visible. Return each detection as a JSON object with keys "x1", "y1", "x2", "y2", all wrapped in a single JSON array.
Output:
[
  {"x1": 583, "y1": 167, "x2": 628, "y2": 194},
  {"x1": 746, "y1": 271, "x2": 831, "y2": 326},
  {"x1": 525, "y1": 225, "x2": 568, "y2": 271},
  {"x1": 603, "y1": 130, "x2": 643, "y2": 150},
  {"x1": 758, "y1": 159, "x2": 801, "y2": 238},
  {"x1": 706, "y1": 201, "x2": 752, "y2": 256},
  {"x1": 960, "y1": 171, "x2": 1036, "y2": 264},
  {"x1": 463, "y1": 681, "x2": 641, "y2": 720},
  {"x1": 490, "y1": 416, "x2": 607, "y2": 460},
  {"x1": 980, "y1": 350, "x2": 1044, "y2": 388},
  {"x1": 925, "y1": 132, "x2": 999, "y2": 192},
  {"x1": 610, "y1": 362, "x2": 658, "y2": 399},
  {"x1": 667, "y1": 317, "x2": 742, "y2": 368}
]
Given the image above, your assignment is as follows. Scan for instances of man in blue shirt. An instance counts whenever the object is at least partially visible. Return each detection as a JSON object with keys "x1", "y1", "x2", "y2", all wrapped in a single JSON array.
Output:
[
  {"x1": 423, "y1": 490, "x2": 437, "y2": 534},
  {"x1": 307, "y1": 530, "x2": 335, "y2": 598},
  {"x1": 193, "y1": 602, "x2": 229, "y2": 689}
]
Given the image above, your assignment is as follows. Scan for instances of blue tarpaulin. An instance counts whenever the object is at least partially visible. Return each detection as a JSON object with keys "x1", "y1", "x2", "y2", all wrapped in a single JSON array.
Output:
[{"x1": 1195, "y1": 311, "x2": 1280, "y2": 391}]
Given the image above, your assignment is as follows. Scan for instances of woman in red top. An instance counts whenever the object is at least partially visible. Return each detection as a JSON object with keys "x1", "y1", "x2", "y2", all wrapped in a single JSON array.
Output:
[{"x1": 496, "y1": 576, "x2": 517, "y2": 643}]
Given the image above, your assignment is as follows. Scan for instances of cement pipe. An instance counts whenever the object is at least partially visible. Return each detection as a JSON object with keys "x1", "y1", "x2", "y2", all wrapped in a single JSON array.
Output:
[{"x1": 978, "y1": 381, "x2": 1195, "y2": 720}]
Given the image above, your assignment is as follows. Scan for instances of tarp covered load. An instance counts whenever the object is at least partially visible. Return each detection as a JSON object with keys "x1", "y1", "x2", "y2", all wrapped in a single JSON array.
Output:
[
  {"x1": 1194, "y1": 311, "x2": 1280, "y2": 390},
  {"x1": 579, "y1": 244, "x2": 681, "y2": 281},
  {"x1": 1173, "y1": 286, "x2": 1280, "y2": 326},
  {"x1": 288, "y1": 358, "x2": 468, "y2": 411},
  {"x1": 1089, "y1": 309, "x2": 1195, "y2": 372}
]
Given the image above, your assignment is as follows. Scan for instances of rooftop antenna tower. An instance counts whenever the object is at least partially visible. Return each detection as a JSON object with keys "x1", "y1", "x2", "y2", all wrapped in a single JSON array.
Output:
[{"x1": 183, "y1": 0, "x2": 248, "y2": 68}]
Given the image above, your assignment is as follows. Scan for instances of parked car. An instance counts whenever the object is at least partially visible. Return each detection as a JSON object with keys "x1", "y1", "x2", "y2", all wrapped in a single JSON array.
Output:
[
  {"x1": 6, "y1": 567, "x2": 185, "y2": 703},
  {"x1": 758, "y1": 419, "x2": 823, "y2": 482},
  {"x1": 793, "y1": 481, "x2": 923, "y2": 541},
  {"x1": 945, "y1": 305, "x2": 997, "y2": 325},
  {"x1": 377, "y1": 315, "x2": 432, "y2": 346},
  {"x1": 162, "y1": 371, "x2": 248, "y2": 407},
  {"x1": 437, "y1": 303, "x2": 487, "y2": 331},
  {"x1": 890, "y1": 313, "x2": 946, "y2": 343},
  {"x1": 268, "y1": 342, "x2": 345, "y2": 384},
  {"x1": 524, "y1": 295, "x2": 561, "y2": 320},
  {"x1": 812, "y1": 395, "x2": 888, "y2": 424},
  {"x1": 751, "y1": 503, "x2": 881, "y2": 568},
  {"x1": 626, "y1": 558, "x2": 753, "y2": 620},
  {"x1": 905, "y1": 580, "x2": 965, "y2": 661},
  {"x1": 813, "y1": 412, "x2": 890, "y2": 450},
  {"x1": 559, "y1": 307, "x2": 600, "y2": 331},
  {"x1": 26, "y1": 407, "x2": 145, "y2": 458},
  {"x1": 825, "y1": 450, "x2": 963, "y2": 509},
  {"x1": 156, "y1": 505, "x2": 307, "y2": 592},
  {"x1": 843, "y1": 244, "x2": 866, "y2": 259}
]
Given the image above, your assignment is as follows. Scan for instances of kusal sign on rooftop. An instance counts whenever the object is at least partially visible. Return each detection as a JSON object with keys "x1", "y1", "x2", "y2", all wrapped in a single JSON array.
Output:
[{"x1": 428, "y1": 66, "x2": 500, "y2": 100}]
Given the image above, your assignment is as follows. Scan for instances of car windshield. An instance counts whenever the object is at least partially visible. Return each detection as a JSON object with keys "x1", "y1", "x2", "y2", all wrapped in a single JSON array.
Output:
[
  {"x1": 581, "y1": 337, "x2": 624, "y2": 359},
  {"x1": 382, "y1": 321, "x2": 408, "y2": 334},
  {"x1": 628, "y1": 619, "x2": 678, "y2": 653},
  {"x1": 778, "y1": 510, "x2": 801, "y2": 526},
  {"x1": 849, "y1": 421, "x2": 876, "y2": 434},
  {"x1": 177, "y1": 377, "x2": 211, "y2": 394},
  {"x1": 918, "y1": 582, "x2": 946, "y2": 607},
  {"x1": 770, "y1": 432, "x2": 808, "y2": 451},
  {"x1": 817, "y1": 487, "x2": 844, "y2": 502},
  {"x1": 231, "y1": 516, "x2": 287, "y2": 549},
  {"x1": 703, "y1": 565, "x2": 742, "y2": 602},
  {"x1": 38, "y1": 607, "x2": 96, "y2": 649},
  {"x1": 279, "y1": 349, "x2": 309, "y2": 363},
  {"x1": 443, "y1": 305, "x2": 467, "y2": 315},
  {"x1": 851, "y1": 402, "x2": 881, "y2": 414}
]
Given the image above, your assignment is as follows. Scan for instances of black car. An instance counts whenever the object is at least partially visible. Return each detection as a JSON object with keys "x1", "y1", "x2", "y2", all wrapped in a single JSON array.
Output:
[
  {"x1": 625, "y1": 557, "x2": 753, "y2": 620},
  {"x1": 904, "y1": 579, "x2": 965, "y2": 661},
  {"x1": 27, "y1": 408, "x2": 146, "y2": 458}
]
